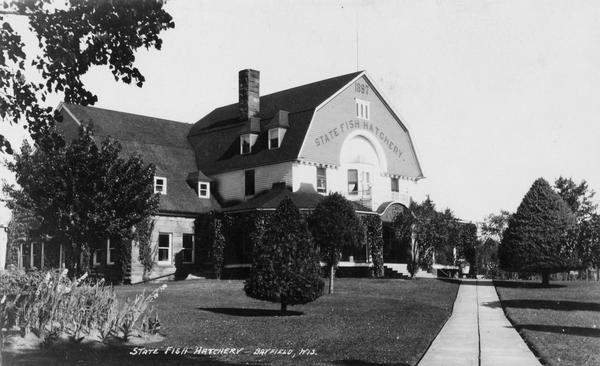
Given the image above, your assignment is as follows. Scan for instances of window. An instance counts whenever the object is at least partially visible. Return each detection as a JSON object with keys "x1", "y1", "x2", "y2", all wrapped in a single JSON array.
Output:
[
  {"x1": 93, "y1": 239, "x2": 115, "y2": 266},
  {"x1": 348, "y1": 169, "x2": 358, "y2": 195},
  {"x1": 32, "y1": 242, "x2": 43, "y2": 269},
  {"x1": 269, "y1": 128, "x2": 279, "y2": 149},
  {"x1": 93, "y1": 244, "x2": 105, "y2": 266},
  {"x1": 391, "y1": 177, "x2": 399, "y2": 192},
  {"x1": 198, "y1": 182, "x2": 210, "y2": 198},
  {"x1": 158, "y1": 233, "x2": 172, "y2": 263},
  {"x1": 245, "y1": 169, "x2": 255, "y2": 196},
  {"x1": 240, "y1": 134, "x2": 257, "y2": 154},
  {"x1": 154, "y1": 176, "x2": 167, "y2": 194},
  {"x1": 356, "y1": 99, "x2": 370, "y2": 120},
  {"x1": 107, "y1": 238, "x2": 115, "y2": 265},
  {"x1": 268, "y1": 128, "x2": 286, "y2": 149},
  {"x1": 59, "y1": 244, "x2": 65, "y2": 268},
  {"x1": 182, "y1": 234, "x2": 195, "y2": 263},
  {"x1": 22, "y1": 242, "x2": 44, "y2": 270},
  {"x1": 317, "y1": 167, "x2": 327, "y2": 193}
]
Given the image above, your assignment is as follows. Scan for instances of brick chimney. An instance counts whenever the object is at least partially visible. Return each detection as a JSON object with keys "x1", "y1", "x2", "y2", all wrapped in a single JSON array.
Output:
[{"x1": 239, "y1": 69, "x2": 260, "y2": 120}]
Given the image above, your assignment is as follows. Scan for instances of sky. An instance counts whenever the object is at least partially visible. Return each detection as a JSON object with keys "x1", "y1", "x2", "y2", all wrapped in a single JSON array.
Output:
[{"x1": 1, "y1": 0, "x2": 600, "y2": 225}]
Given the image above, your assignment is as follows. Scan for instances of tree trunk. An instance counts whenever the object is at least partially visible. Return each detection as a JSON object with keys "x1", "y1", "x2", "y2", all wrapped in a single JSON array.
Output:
[
  {"x1": 329, "y1": 265, "x2": 335, "y2": 294},
  {"x1": 281, "y1": 302, "x2": 287, "y2": 314},
  {"x1": 541, "y1": 272, "x2": 550, "y2": 286}
]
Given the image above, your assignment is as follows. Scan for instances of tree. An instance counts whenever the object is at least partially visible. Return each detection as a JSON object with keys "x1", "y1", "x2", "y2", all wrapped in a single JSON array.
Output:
[
  {"x1": 578, "y1": 214, "x2": 600, "y2": 269},
  {"x1": 454, "y1": 222, "x2": 478, "y2": 277},
  {"x1": 0, "y1": 0, "x2": 174, "y2": 153},
  {"x1": 244, "y1": 197, "x2": 324, "y2": 313},
  {"x1": 478, "y1": 210, "x2": 511, "y2": 277},
  {"x1": 393, "y1": 197, "x2": 456, "y2": 278},
  {"x1": 308, "y1": 193, "x2": 362, "y2": 294},
  {"x1": 3, "y1": 126, "x2": 159, "y2": 276},
  {"x1": 499, "y1": 178, "x2": 579, "y2": 285},
  {"x1": 554, "y1": 177, "x2": 597, "y2": 223},
  {"x1": 554, "y1": 177, "x2": 600, "y2": 278},
  {"x1": 481, "y1": 210, "x2": 511, "y2": 242}
]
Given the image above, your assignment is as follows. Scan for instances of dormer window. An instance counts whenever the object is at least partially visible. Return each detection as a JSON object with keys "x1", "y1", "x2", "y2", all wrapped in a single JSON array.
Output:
[
  {"x1": 268, "y1": 128, "x2": 286, "y2": 150},
  {"x1": 356, "y1": 99, "x2": 370, "y2": 120},
  {"x1": 240, "y1": 133, "x2": 257, "y2": 154},
  {"x1": 198, "y1": 182, "x2": 210, "y2": 198},
  {"x1": 154, "y1": 176, "x2": 167, "y2": 194}
]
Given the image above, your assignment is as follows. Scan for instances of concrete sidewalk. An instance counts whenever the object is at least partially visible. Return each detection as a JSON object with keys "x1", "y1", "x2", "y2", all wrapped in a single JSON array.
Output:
[{"x1": 418, "y1": 279, "x2": 541, "y2": 366}]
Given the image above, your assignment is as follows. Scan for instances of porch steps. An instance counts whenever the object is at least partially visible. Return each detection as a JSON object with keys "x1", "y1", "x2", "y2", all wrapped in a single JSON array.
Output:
[{"x1": 383, "y1": 265, "x2": 409, "y2": 279}]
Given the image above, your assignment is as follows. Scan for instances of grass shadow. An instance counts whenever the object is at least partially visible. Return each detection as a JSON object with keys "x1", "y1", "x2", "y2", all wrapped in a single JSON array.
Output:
[
  {"x1": 484, "y1": 299, "x2": 600, "y2": 312},
  {"x1": 331, "y1": 360, "x2": 409, "y2": 366},
  {"x1": 436, "y1": 278, "x2": 495, "y2": 286},
  {"x1": 198, "y1": 307, "x2": 303, "y2": 317},
  {"x1": 493, "y1": 280, "x2": 566, "y2": 289},
  {"x1": 515, "y1": 324, "x2": 600, "y2": 338}
]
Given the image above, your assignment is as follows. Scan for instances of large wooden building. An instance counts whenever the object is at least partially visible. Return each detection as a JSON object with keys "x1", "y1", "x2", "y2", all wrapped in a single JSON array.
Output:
[{"x1": 54, "y1": 69, "x2": 424, "y2": 282}]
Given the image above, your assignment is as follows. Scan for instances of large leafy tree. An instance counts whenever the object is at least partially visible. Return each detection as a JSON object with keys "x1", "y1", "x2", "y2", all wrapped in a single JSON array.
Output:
[
  {"x1": 478, "y1": 210, "x2": 512, "y2": 277},
  {"x1": 245, "y1": 197, "x2": 324, "y2": 313},
  {"x1": 577, "y1": 214, "x2": 600, "y2": 272},
  {"x1": 499, "y1": 178, "x2": 579, "y2": 285},
  {"x1": 0, "y1": 0, "x2": 174, "y2": 153},
  {"x1": 308, "y1": 193, "x2": 362, "y2": 294},
  {"x1": 3, "y1": 126, "x2": 159, "y2": 275},
  {"x1": 452, "y1": 222, "x2": 478, "y2": 277},
  {"x1": 554, "y1": 176, "x2": 597, "y2": 223},
  {"x1": 554, "y1": 177, "x2": 600, "y2": 275},
  {"x1": 393, "y1": 197, "x2": 457, "y2": 277}
]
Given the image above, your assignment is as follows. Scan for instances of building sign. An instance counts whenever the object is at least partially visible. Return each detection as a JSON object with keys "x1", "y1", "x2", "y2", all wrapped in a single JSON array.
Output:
[
  {"x1": 355, "y1": 81, "x2": 370, "y2": 95},
  {"x1": 314, "y1": 119, "x2": 403, "y2": 158},
  {"x1": 300, "y1": 75, "x2": 422, "y2": 178}
]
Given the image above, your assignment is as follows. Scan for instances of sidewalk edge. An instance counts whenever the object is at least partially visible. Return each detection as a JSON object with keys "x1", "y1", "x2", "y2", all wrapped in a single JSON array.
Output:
[
  {"x1": 492, "y1": 280, "x2": 547, "y2": 366},
  {"x1": 415, "y1": 278, "x2": 461, "y2": 365}
]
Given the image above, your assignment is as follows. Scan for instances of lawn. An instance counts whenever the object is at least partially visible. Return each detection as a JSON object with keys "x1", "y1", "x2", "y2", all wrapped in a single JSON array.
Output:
[
  {"x1": 4, "y1": 277, "x2": 458, "y2": 365},
  {"x1": 494, "y1": 280, "x2": 600, "y2": 366}
]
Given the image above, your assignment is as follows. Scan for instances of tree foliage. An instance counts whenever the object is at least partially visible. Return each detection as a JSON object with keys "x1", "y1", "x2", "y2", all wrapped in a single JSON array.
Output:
[
  {"x1": 499, "y1": 178, "x2": 579, "y2": 284},
  {"x1": 478, "y1": 210, "x2": 511, "y2": 278},
  {"x1": 244, "y1": 197, "x2": 324, "y2": 313},
  {"x1": 3, "y1": 126, "x2": 159, "y2": 275},
  {"x1": 554, "y1": 176, "x2": 597, "y2": 223},
  {"x1": 577, "y1": 214, "x2": 600, "y2": 268},
  {"x1": 393, "y1": 197, "x2": 459, "y2": 277},
  {"x1": 308, "y1": 193, "x2": 362, "y2": 293},
  {"x1": 481, "y1": 210, "x2": 511, "y2": 242},
  {"x1": 0, "y1": 0, "x2": 174, "y2": 153},
  {"x1": 453, "y1": 222, "x2": 478, "y2": 276}
]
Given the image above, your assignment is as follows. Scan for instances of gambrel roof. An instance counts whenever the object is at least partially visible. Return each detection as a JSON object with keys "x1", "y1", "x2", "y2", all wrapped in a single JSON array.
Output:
[
  {"x1": 188, "y1": 71, "x2": 363, "y2": 175},
  {"x1": 57, "y1": 69, "x2": 423, "y2": 215}
]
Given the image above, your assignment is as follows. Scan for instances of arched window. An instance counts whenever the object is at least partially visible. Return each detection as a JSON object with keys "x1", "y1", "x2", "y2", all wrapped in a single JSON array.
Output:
[{"x1": 340, "y1": 136, "x2": 380, "y2": 166}]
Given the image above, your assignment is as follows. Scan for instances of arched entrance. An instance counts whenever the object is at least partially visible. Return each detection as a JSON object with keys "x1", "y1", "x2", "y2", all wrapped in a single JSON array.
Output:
[
  {"x1": 378, "y1": 202, "x2": 411, "y2": 264},
  {"x1": 339, "y1": 134, "x2": 386, "y2": 209}
]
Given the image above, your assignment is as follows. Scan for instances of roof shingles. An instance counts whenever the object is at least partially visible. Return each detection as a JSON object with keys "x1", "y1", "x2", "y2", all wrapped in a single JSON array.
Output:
[
  {"x1": 61, "y1": 103, "x2": 220, "y2": 215},
  {"x1": 189, "y1": 71, "x2": 362, "y2": 174}
]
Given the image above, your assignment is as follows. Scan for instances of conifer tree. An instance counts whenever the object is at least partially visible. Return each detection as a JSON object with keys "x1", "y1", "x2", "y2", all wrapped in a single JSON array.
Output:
[
  {"x1": 244, "y1": 197, "x2": 324, "y2": 313},
  {"x1": 308, "y1": 193, "x2": 362, "y2": 293},
  {"x1": 499, "y1": 178, "x2": 579, "y2": 285}
]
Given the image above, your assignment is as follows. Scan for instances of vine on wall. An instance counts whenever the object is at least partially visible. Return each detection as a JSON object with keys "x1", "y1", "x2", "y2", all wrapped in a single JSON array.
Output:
[
  {"x1": 210, "y1": 212, "x2": 226, "y2": 279},
  {"x1": 135, "y1": 217, "x2": 156, "y2": 280},
  {"x1": 117, "y1": 238, "x2": 132, "y2": 284},
  {"x1": 360, "y1": 215, "x2": 384, "y2": 277}
]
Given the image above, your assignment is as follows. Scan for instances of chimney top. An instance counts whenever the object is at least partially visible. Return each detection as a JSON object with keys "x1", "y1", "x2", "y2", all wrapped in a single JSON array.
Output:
[{"x1": 239, "y1": 69, "x2": 260, "y2": 120}]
